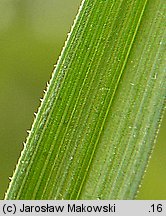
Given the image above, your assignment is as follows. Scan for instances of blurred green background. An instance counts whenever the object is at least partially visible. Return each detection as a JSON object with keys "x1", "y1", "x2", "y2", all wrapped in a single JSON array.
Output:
[{"x1": 0, "y1": 0, "x2": 165, "y2": 200}]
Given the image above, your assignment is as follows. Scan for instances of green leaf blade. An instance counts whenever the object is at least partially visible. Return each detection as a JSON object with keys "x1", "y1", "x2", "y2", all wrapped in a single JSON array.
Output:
[{"x1": 5, "y1": 0, "x2": 165, "y2": 200}]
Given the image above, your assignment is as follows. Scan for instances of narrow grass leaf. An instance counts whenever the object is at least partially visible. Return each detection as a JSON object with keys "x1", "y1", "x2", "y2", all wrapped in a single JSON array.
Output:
[{"x1": 5, "y1": 0, "x2": 165, "y2": 199}]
